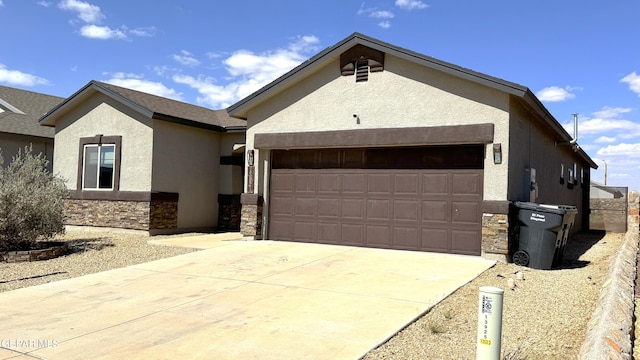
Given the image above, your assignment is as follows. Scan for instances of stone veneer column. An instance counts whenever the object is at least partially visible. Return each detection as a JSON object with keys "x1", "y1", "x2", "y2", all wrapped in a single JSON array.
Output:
[
  {"x1": 240, "y1": 193, "x2": 263, "y2": 238},
  {"x1": 629, "y1": 190, "x2": 639, "y2": 225},
  {"x1": 481, "y1": 201, "x2": 511, "y2": 261}
]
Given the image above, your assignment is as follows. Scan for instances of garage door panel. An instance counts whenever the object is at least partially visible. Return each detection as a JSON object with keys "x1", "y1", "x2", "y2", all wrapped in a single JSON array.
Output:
[
  {"x1": 341, "y1": 224, "x2": 364, "y2": 246},
  {"x1": 422, "y1": 174, "x2": 448, "y2": 195},
  {"x1": 343, "y1": 174, "x2": 366, "y2": 194},
  {"x1": 451, "y1": 230, "x2": 481, "y2": 255},
  {"x1": 295, "y1": 174, "x2": 317, "y2": 193},
  {"x1": 317, "y1": 198, "x2": 339, "y2": 218},
  {"x1": 452, "y1": 201, "x2": 481, "y2": 224},
  {"x1": 366, "y1": 225, "x2": 391, "y2": 247},
  {"x1": 270, "y1": 220, "x2": 294, "y2": 240},
  {"x1": 393, "y1": 227, "x2": 420, "y2": 250},
  {"x1": 452, "y1": 173, "x2": 482, "y2": 195},
  {"x1": 367, "y1": 199, "x2": 391, "y2": 221},
  {"x1": 367, "y1": 174, "x2": 392, "y2": 194},
  {"x1": 318, "y1": 174, "x2": 340, "y2": 193},
  {"x1": 270, "y1": 196, "x2": 294, "y2": 216},
  {"x1": 317, "y1": 223, "x2": 339, "y2": 244},
  {"x1": 421, "y1": 200, "x2": 449, "y2": 222},
  {"x1": 420, "y1": 229, "x2": 449, "y2": 252},
  {"x1": 295, "y1": 222, "x2": 316, "y2": 241},
  {"x1": 342, "y1": 198, "x2": 365, "y2": 219},
  {"x1": 271, "y1": 173, "x2": 295, "y2": 192},
  {"x1": 394, "y1": 200, "x2": 419, "y2": 221},
  {"x1": 295, "y1": 197, "x2": 316, "y2": 217},
  {"x1": 394, "y1": 173, "x2": 419, "y2": 195}
]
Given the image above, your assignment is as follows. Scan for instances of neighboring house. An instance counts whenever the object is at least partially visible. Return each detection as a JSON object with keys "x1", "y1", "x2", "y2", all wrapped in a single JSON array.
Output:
[
  {"x1": 39, "y1": 81, "x2": 246, "y2": 234},
  {"x1": 228, "y1": 33, "x2": 597, "y2": 260},
  {"x1": 0, "y1": 85, "x2": 64, "y2": 170}
]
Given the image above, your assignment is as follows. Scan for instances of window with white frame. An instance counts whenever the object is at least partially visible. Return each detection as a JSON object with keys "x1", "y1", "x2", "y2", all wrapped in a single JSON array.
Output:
[
  {"x1": 83, "y1": 144, "x2": 115, "y2": 189},
  {"x1": 77, "y1": 135, "x2": 121, "y2": 192}
]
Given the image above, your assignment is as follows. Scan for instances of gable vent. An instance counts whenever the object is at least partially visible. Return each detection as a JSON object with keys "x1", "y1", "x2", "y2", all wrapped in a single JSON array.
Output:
[
  {"x1": 355, "y1": 60, "x2": 369, "y2": 82},
  {"x1": 340, "y1": 44, "x2": 385, "y2": 83}
]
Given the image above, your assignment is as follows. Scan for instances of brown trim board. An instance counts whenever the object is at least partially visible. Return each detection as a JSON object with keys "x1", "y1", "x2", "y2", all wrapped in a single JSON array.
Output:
[
  {"x1": 481, "y1": 200, "x2": 510, "y2": 214},
  {"x1": 254, "y1": 124, "x2": 494, "y2": 149},
  {"x1": 68, "y1": 191, "x2": 179, "y2": 202}
]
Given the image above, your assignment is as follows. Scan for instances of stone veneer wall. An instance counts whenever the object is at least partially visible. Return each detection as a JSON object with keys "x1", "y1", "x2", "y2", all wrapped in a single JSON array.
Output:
[
  {"x1": 218, "y1": 194, "x2": 241, "y2": 231},
  {"x1": 65, "y1": 193, "x2": 178, "y2": 231},
  {"x1": 481, "y1": 213, "x2": 509, "y2": 255},
  {"x1": 240, "y1": 194, "x2": 263, "y2": 238}
]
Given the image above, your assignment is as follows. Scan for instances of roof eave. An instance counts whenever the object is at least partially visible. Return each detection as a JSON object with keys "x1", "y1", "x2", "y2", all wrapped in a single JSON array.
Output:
[
  {"x1": 39, "y1": 80, "x2": 155, "y2": 126},
  {"x1": 228, "y1": 32, "x2": 529, "y2": 119}
]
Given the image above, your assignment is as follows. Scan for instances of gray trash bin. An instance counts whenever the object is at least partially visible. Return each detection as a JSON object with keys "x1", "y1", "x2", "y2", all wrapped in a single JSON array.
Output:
[{"x1": 513, "y1": 202, "x2": 578, "y2": 269}]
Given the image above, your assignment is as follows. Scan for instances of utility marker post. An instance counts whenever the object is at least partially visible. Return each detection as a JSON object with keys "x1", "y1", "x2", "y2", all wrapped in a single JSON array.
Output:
[{"x1": 476, "y1": 286, "x2": 504, "y2": 360}]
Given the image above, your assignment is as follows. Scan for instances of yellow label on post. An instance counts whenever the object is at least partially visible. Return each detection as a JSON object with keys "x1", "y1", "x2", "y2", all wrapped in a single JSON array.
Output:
[{"x1": 480, "y1": 339, "x2": 491, "y2": 345}]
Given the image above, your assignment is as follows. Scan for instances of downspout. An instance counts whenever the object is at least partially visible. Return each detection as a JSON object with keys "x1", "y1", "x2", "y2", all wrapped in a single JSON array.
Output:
[{"x1": 569, "y1": 113, "x2": 578, "y2": 145}]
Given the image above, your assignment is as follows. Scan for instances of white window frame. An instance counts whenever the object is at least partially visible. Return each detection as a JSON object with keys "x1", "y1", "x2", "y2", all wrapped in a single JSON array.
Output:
[{"x1": 82, "y1": 143, "x2": 116, "y2": 190}]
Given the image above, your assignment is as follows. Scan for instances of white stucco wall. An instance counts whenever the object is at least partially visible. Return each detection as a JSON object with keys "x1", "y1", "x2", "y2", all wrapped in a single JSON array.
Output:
[
  {"x1": 244, "y1": 54, "x2": 511, "y2": 201},
  {"x1": 53, "y1": 93, "x2": 153, "y2": 191},
  {"x1": 151, "y1": 120, "x2": 221, "y2": 229}
]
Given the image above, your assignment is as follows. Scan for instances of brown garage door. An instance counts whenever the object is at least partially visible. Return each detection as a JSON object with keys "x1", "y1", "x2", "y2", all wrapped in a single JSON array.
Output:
[{"x1": 268, "y1": 146, "x2": 484, "y2": 255}]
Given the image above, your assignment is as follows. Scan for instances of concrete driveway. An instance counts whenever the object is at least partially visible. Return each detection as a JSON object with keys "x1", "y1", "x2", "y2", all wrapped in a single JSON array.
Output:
[{"x1": 0, "y1": 235, "x2": 494, "y2": 360}]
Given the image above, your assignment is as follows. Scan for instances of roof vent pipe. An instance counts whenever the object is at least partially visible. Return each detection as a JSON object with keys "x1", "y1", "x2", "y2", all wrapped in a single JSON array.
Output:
[{"x1": 570, "y1": 113, "x2": 578, "y2": 144}]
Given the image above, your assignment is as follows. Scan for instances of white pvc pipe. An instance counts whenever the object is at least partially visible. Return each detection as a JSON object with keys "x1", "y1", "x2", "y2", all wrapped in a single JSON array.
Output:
[{"x1": 476, "y1": 286, "x2": 504, "y2": 360}]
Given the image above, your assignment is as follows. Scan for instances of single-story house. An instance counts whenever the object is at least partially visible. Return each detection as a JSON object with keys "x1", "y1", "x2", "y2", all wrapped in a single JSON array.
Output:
[
  {"x1": 0, "y1": 85, "x2": 64, "y2": 170},
  {"x1": 39, "y1": 81, "x2": 246, "y2": 234},
  {"x1": 228, "y1": 32, "x2": 597, "y2": 260}
]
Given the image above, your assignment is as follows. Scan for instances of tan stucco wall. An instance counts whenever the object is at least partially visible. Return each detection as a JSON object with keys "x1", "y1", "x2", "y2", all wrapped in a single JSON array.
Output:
[
  {"x1": 0, "y1": 134, "x2": 53, "y2": 172},
  {"x1": 53, "y1": 93, "x2": 153, "y2": 191},
  {"x1": 244, "y1": 54, "x2": 510, "y2": 201},
  {"x1": 151, "y1": 120, "x2": 221, "y2": 229},
  {"x1": 508, "y1": 97, "x2": 589, "y2": 230}
]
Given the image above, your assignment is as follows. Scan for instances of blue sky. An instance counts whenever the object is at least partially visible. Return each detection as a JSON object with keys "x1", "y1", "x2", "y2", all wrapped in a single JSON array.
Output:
[{"x1": 2, "y1": 0, "x2": 640, "y2": 191}]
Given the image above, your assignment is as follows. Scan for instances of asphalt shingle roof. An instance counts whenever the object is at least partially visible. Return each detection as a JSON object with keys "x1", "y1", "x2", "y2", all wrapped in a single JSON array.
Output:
[{"x1": 0, "y1": 85, "x2": 64, "y2": 138}]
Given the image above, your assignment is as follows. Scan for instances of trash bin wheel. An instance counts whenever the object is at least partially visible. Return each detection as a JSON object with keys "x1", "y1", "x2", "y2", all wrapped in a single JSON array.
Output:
[{"x1": 513, "y1": 250, "x2": 529, "y2": 266}]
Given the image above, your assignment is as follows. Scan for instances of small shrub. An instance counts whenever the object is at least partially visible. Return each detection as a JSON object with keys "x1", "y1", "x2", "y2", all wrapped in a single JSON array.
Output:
[
  {"x1": 428, "y1": 322, "x2": 446, "y2": 334},
  {"x1": 444, "y1": 310, "x2": 454, "y2": 320},
  {"x1": 0, "y1": 146, "x2": 68, "y2": 251}
]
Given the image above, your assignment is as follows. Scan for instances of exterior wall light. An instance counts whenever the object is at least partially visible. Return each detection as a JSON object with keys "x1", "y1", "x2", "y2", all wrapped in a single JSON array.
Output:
[
  {"x1": 247, "y1": 149, "x2": 254, "y2": 166},
  {"x1": 492, "y1": 143, "x2": 502, "y2": 164}
]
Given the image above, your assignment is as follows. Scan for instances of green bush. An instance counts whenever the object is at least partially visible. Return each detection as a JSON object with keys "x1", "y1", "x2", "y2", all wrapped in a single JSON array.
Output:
[{"x1": 0, "y1": 146, "x2": 68, "y2": 251}]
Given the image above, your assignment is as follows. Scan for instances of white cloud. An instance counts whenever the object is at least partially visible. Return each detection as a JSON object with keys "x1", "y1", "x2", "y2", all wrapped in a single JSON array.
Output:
[
  {"x1": 593, "y1": 106, "x2": 631, "y2": 119},
  {"x1": 174, "y1": 35, "x2": 320, "y2": 109},
  {"x1": 595, "y1": 136, "x2": 616, "y2": 143},
  {"x1": 0, "y1": 64, "x2": 49, "y2": 86},
  {"x1": 172, "y1": 50, "x2": 200, "y2": 67},
  {"x1": 58, "y1": 0, "x2": 104, "y2": 23},
  {"x1": 37, "y1": 1, "x2": 53, "y2": 7},
  {"x1": 370, "y1": 10, "x2": 394, "y2": 19},
  {"x1": 379, "y1": 21, "x2": 392, "y2": 29},
  {"x1": 536, "y1": 86, "x2": 577, "y2": 102},
  {"x1": 621, "y1": 72, "x2": 640, "y2": 96},
  {"x1": 577, "y1": 118, "x2": 640, "y2": 135},
  {"x1": 597, "y1": 143, "x2": 640, "y2": 157},
  {"x1": 104, "y1": 73, "x2": 184, "y2": 101},
  {"x1": 395, "y1": 0, "x2": 429, "y2": 10},
  {"x1": 80, "y1": 24, "x2": 126, "y2": 40},
  {"x1": 128, "y1": 27, "x2": 156, "y2": 37},
  {"x1": 0, "y1": 0, "x2": 4, "y2": 7}
]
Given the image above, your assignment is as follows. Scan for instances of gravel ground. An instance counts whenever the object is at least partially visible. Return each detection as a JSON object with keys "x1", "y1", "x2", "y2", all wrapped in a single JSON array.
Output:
[
  {"x1": 364, "y1": 231, "x2": 624, "y2": 360},
  {"x1": 0, "y1": 230, "x2": 197, "y2": 293}
]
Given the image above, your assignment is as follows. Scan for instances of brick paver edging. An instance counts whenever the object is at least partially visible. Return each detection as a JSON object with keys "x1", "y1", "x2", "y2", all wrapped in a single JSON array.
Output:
[{"x1": 578, "y1": 224, "x2": 639, "y2": 360}]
